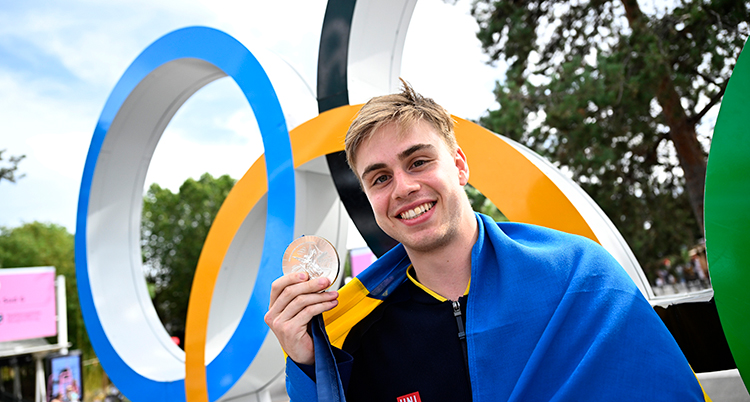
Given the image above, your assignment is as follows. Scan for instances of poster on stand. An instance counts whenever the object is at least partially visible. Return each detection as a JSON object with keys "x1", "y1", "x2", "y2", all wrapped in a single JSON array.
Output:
[
  {"x1": 45, "y1": 351, "x2": 83, "y2": 402},
  {"x1": 0, "y1": 267, "x2": 57, "y2": 342}
]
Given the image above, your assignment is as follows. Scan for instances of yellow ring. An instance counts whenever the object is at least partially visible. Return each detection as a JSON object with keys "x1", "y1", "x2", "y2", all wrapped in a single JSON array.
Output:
[
  {"x1": 183, "y1": 105, "x2": 597, "y2": 402},
  {"x1": 184, "y1": 105, "x2": 359, "y2": 402},
  {"x1": 454, "y1": 117, "x2": 597, "y2": 242}
]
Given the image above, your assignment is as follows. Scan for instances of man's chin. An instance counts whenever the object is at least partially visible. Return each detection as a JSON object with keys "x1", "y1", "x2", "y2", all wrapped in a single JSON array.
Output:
[{"x1": 399, "y1": 231, "x2": 453, "y2": 254}]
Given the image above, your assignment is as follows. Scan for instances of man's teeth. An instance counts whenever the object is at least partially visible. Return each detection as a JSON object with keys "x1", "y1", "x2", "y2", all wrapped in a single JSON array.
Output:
[{"x1": 400, "y1": 202, "x2": 434, "y2": 220}]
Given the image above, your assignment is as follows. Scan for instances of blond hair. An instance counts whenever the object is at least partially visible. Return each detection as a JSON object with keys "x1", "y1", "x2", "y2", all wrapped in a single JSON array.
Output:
[{"x1": 344, "y1": 79, "x2": 456, "y2": 172}]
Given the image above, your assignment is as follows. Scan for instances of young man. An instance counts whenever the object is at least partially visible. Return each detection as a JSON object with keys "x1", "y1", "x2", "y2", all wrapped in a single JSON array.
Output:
[{"x1": 265, "y1": 82, "x2": 707, "y2": 401}]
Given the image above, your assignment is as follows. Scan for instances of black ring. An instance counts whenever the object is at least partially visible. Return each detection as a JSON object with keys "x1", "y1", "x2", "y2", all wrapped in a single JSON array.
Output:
[{"x1": 318, "y1": 0, "x2": 398, "y2": 257}]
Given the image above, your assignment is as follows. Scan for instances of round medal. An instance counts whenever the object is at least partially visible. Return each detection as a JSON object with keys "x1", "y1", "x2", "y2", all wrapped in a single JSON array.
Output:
[{"x1": 282, "y1": 235, "x2": 340, "y2": 289}]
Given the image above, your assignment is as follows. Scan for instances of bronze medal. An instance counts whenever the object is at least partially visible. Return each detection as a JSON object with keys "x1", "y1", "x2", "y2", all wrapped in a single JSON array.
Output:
[{"x1": 282, "y1": 235, "x2": 340, "y2": 289}]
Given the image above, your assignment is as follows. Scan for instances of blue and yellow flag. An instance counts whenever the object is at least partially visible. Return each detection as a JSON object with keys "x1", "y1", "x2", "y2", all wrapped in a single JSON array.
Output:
[{"x1": 288, "y1": 213, "x2": 709, "y2": 401}]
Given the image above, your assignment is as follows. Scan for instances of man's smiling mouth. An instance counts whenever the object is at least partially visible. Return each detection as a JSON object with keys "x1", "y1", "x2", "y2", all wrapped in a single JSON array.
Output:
[{"x1": 399, "y1": 202, "x2": 435, "y2": 220}]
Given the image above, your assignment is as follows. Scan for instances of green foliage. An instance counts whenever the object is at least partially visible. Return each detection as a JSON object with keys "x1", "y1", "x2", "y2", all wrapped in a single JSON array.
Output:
[
  {"x1": 0, "y1": 149, "x2": 25, "y2": 183},
  {"x1": 141, "y1": 173, "x2": 235, "y2": 340},
  {"x1": 469, "y1": 0, "x2": 748, "y2": 274},
  {"x1": 465, "y1": 184, "x2": 508, "y2": 222},
  {"x1": 343, "y1": 250, "x2": 352, "y2": 280},
  {"x1": 0, "y1": 222, "x2": 90, "y2": 358}
]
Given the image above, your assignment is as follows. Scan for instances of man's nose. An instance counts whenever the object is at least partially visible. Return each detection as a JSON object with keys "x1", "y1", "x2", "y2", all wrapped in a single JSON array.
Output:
[{"x1": 392, "y1": 170, "x2": 419, "y2": 199}]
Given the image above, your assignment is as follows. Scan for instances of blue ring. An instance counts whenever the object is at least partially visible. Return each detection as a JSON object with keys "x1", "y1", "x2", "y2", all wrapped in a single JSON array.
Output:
[{"x1": 75, "y1": 27, "x2": 294, "y2": 401}]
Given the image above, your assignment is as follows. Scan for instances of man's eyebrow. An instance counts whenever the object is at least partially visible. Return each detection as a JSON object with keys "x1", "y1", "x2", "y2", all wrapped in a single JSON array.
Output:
[
  {"x1": 398, "y1": 143, "x2": 434, "y2": 160},
  {"x1": 360, "y1": 163, "x2": 387, "y2": 181},
  {"x1": 360, "y1": 144, "x2": 436, "y2": 181}
]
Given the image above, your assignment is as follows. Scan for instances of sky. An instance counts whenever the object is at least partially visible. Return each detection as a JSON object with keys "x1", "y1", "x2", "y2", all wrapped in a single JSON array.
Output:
[{"x1": 0, "y1": 0, "x2": 503, "y2": 247}]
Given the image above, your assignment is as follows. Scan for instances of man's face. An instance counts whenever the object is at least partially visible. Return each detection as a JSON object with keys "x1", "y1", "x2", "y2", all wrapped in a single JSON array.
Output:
[{"x1": 355, "y1": 120, "x2": 470, "y2": 253}]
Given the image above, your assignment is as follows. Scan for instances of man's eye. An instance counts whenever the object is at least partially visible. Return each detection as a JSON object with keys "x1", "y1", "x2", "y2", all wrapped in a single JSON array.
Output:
[
  {"x1": 374, "y1": 175, "x2": 389, "y2": 185},
  {"x1": 413, "y1": 160, "x2": 426, "y2": 168}
]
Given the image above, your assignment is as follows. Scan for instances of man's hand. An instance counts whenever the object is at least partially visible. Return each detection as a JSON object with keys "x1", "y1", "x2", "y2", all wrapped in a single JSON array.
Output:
[{"x1": 264, "y1": 272, "x2": 339, "y2": 366}]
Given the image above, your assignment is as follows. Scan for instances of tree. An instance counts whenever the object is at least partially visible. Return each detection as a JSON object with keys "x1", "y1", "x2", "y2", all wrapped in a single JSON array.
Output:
[
  {"x1": 141, "y1": 173, "x2": 235, "y2": 341},
  {"x1": 0, "y1": 222, "x2": 89, "y2": 356},
  {"x1": 0, "y1": 149, "x2": 25, "y2": 183},
  {"x1": 468, "y1": 0, "x2": 748, "y2": 273},
  {"x1": 465, "y1": 184, "x2": 508, "y2": 222}
]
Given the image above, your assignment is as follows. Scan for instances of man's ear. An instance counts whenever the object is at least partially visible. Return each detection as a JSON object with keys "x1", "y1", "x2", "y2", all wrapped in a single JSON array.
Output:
[{"x1": 455, "y1": 147, "x2": 470, "y2": 186}]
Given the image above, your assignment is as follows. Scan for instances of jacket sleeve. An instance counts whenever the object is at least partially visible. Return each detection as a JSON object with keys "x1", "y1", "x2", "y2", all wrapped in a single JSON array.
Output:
[
  {"x1": 285, "y1": 347, "x2": 354, "y2": 401},
  {"x1": 285, "y1": 357, "x2": 317, "y2": 401}
]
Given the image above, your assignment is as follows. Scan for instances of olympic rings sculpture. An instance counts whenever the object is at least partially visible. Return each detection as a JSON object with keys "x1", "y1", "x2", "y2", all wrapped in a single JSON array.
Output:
[
  {"x1": 705, "y1": 37, "x2": 750, "y2": 392},
  {"x1": 75, "y1": 26, "x2": 299, "y2": 401},
  {"x1": 76, "y1": 0, "x2": 747, "y2": 401}
]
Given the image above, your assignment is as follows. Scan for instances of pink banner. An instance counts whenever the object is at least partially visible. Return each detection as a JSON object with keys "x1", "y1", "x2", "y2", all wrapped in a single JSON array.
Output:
[
  {"x1": 350, "y1": 247, "x2": 377, "y2": 277},
  {"x1": 0, "y1": 267, "x2": 57, "y2": 342}
]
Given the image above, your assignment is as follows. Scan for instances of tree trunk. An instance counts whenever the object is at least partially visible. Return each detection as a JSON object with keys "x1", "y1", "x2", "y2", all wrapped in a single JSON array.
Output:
[
  {"x1": 621, "y1": 0, "x2": 707, "y2": 236},
  {"x1": 656, "y1": 75, "x2": 707, "y2": 235}
]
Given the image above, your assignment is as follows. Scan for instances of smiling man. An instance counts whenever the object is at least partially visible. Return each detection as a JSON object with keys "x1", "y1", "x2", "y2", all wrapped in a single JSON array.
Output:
[
  {"x1": 265, "y1": 81, "x2": 708, "y2": 401},
  {"x1": 353, "y1": 117, "x2": 476, "y2": 302}
]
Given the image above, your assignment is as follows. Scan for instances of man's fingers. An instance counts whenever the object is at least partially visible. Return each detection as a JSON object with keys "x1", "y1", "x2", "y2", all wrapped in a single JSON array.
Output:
[
  {"x1": 264, "y1": 272, "x2": 340, "y2": 365},
  {"x1": 277, "y1": 298, "x2": 339, "y2": 337},
  {"x1": 275, "y1": 289, "x2": 338, "y2": 325},
  {"x1": 265, "y1": 274, "x2": 338, "y2": 336},
  {"x1": 269, "y1": 272, "x2": 309, "y2": 307},
  {"x1": 269, "y1": 275, "x2": 332, "y2": 314}
]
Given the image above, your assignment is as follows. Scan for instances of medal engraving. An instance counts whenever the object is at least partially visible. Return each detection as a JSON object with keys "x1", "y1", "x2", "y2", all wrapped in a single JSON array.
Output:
[{"x1": 282, "y1": 236, "x2": 340, "y2": 287}]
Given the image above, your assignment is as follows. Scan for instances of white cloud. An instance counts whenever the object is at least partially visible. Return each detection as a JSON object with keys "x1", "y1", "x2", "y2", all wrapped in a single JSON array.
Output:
[
  {"x1": 0, "y1": 0, "x2": 504, "y2": 235},
  {"x1": 145, "y1": 79, "x2": 265, "y2": 192},
  {"x1": 402, "y1": 0, "x2": 502, "y2": 120}
]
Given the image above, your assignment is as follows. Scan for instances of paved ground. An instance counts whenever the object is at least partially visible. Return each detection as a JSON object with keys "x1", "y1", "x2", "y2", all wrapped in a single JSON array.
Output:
[{"x1": 698, "y1": 369, "x2": 750, "y2": 401}]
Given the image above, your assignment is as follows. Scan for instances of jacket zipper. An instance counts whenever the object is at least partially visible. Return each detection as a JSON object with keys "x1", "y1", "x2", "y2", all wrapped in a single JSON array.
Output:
[{"x1": 452, "y1": 300, "x2": 470, "y2": 382}]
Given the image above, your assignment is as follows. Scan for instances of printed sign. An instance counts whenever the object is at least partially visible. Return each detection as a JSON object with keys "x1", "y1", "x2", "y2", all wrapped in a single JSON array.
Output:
[
  {"x1": 397, "y1": 392, "x2": 422, "y2": 402},
  {"x1": 0, "y1": 267, "x2": 57, "y2": 342}
]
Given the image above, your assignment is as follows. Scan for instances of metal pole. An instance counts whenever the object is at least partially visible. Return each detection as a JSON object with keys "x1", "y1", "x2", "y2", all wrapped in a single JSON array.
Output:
[
  {"x1": 56, "y1": 275, "x2": 68, "y2": 354},
  {"x1": 257, "y1": 388, "x2": 272, "y2": 402},
  {"x1": 12, "y1": 357, "x2": 22, "y2": 400},
  {"x1": 35, "y1": 354, "x2": 47, "y2": 402}
]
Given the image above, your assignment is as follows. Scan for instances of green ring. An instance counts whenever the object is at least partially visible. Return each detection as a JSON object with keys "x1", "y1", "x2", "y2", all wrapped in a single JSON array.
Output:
[{"x1": 705, "y1": 38, "x2": 750, "y2": 392}]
